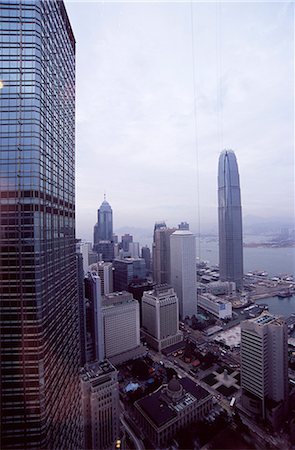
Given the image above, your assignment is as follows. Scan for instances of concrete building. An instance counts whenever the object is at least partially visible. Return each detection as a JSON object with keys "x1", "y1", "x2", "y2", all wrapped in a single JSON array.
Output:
[
  {"x1": 79, "y1": 241, "x2": 93, "y2": 273},
  {"x1": 142, "y1": 285, "x2": 183, "y2": 351},
  {"x1": 84, "y1": 272, "x2": 105, "y2": 363},
  {"x1": 81, "y1": 360, "x2": 120, "y2": 450},
  {"x1": 152, "y1": 222, "x2": 176, "y2": 285},
  {"x1": 170, "y1": 230, "x2": 197, "y2": 319},
  {"x1": 198, "y1": 293, "x2": 232, "y2": 319},
  {"x1": 0, "y1": 2, "x2": 82, "y2": 448},
  {"x1": 206, "y1": 280, "x2": 236, "y2": 296},
  {"x1": 218, "y1": 150, "x2": 244, "y2": 291},
  {"x1": 241, "y1": 312, "x2": 289, "y2": 428},
  {"x1": 134, "y1": 377, "x2": 212, "y2": 448},
  {"x1": 141, "y1": 245, "x2": 151, "y2": 272},
  {"x1": 129, "y1": 241, "x2": 140, "y2": 258},
  {"x1": 121, "y1": 233, "x2": 133, "y2": 252},
  {"x1": 90, "y1": 261, "x2": 113, "y2": 295},
  {"x1": 102, "y1": 292, "x2": 142, "y2": 364},
  {"x1": 113, "y1": 258, "x2": 146, "y2": 291}
]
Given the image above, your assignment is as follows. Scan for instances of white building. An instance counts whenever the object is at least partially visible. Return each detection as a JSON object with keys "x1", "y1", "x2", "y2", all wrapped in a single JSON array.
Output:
[
  {"x1": 90, "y1": 261, "x2": 113, "y2": 295},
  {"x1": 79, "y1": 241, "x2": 93, "y2": 274},
  {"x1": 198, "y1": 293, "x2": 232, "y2": 319},
  {"x1": 102, "y1": 292, "x2": 141, "y2": 363},
  {"x1": 142, "y1": 285, "x2": 183, "y2": 351},
  {"x1": 129, "y1": 242, "x2": 140, "y2": 259},
  {"x1": 81, "y1": 360, "x2": 120, "y2": 450},
  {"x1": 206, "y1": 281, "x2": 236, "y2": 296},
  {"x1": 241, "y1": 312, "x2": 289, "y2": 428},
  {"x1": 170, "y1": 230, "x2": 197, "y2": 319}
]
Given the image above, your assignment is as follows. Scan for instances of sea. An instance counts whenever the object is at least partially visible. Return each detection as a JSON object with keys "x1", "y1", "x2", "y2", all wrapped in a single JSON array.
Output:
[{"x1": 197, "y1": 235, "x2": 295, "y2": 319}]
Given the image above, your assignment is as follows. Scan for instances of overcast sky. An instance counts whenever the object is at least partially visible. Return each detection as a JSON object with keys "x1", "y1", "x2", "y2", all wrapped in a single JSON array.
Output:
[{"x1": 65, "y1": 1, "x2": 294, "y2": 241}]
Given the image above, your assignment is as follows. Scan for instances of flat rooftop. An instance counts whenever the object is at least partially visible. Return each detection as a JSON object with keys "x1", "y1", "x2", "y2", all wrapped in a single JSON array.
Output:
[
  {"x1": 80, "y1": 360, "x2": 116, "y2": 382},
  {"x1": 136, "y1": 378, "x2": 210, "y2": 428},
  {"x1": 102, "y1": 291, "x2": 136, "y2": 307}
]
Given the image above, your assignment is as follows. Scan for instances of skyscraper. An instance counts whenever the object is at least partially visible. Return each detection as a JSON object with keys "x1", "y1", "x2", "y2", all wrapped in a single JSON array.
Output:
[
  {"x1": 141, "y1": 285, "x2": 183, "y2": 351},
  {"x1": 0, "y1": 2, "x2": 82, "y2": 448},
  {"x1": 240, "y1": 313, "x2": 289, "y2": 428},
  {"x1": 170, "y1": 230, "x2": 197, "y2": 319},
  {"x1": 93, "y1": 197, "x2": 113, "y2": 243},
  {"x1": 218, "y1": 150, "x2": 244, "y2": 291},
  {"x1": 152, "y1": 222, "x2": 176, "y2": 284}
]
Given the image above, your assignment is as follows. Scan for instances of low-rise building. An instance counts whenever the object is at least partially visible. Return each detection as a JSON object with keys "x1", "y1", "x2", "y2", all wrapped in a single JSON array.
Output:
[
  {"x1": 198, "y1": 293, "x2": 232, "y2": 319},
  {"x1": 81, "y1": 360, "x2": 120, "y2": 450},
  {"x1": 134, "y1": 377, "x2": 212, "y2": 447}
]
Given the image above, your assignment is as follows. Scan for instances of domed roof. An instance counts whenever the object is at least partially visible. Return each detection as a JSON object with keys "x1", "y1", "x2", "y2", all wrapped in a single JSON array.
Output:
[{"x1": 168, "y1": 376, "x2": 181, "y2": 392}]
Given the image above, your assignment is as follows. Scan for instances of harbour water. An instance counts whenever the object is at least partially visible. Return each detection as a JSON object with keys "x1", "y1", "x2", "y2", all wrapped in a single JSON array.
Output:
[
  {"x1": 256, "y1": 296, "x2": 295, "y2": 318},
  {"x1": 197, "y1": 236, "x2": 295, "y2": 278}
]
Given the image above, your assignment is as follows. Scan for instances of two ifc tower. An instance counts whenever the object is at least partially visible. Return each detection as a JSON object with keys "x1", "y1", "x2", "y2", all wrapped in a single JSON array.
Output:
[{"x1": 218, "y1": 149, "x2": 244, "y2": 291}]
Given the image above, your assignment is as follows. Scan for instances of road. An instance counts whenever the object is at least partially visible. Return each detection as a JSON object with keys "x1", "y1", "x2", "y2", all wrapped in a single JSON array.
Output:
[{"x1": 120, "y1": 415, "x2": 144, "y2": 450}]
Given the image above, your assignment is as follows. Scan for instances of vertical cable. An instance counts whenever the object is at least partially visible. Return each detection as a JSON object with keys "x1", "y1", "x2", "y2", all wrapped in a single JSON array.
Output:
[{"x1": 190, "y1": 1, "x2": 201, "y2": 262}]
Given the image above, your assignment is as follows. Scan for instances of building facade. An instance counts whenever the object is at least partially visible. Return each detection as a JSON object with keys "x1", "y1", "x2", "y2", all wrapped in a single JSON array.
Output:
[
  {"x1": 90, "y1": 261, "x2": 114, "y2": 295},
  {"x1": 141, "y1": 285, "x2": 183, "y2": 351},
  {"x1": 170, "y1": 230, "x2": 197, "y2": 319},
  {"x1": 102, "y1": 292, "x2": 141, "y2": 363},
  {"x1": 198, "y1": 293, "x2": 232, "y2": 319},
  {"x1": 240, "y1": 313, "x2": 289, "y2": 428},
  {"x1": 113, "y1": 257, "x2": 146, "y2": 291},
  {"x1": 218, "y1": 150, "x2": 244, "y2": 291},
  {"x1": 152, "y1": 221, "x2": 176, "y2": 285},
  {"x1": 0, "y1": 1, "x2": 82, "y2": 448},
  {"x1": 93, "y1": 197, "x2": 113, "y2": 243},
  {"x1": 84, "y1": 272, "x2": 105, "y2": 363},
  {"x1": 81, "y1": 360, "x2": 120, "y2": 450}
]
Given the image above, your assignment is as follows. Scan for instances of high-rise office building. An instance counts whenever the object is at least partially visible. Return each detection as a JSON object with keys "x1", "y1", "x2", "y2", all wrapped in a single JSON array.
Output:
[
  {"x1": 89, "y1": 261, "x2": 113, "y2": 295},
  {"x1": 152, "y1": 222, "x2": 176, "y2": 284},
  {"x1": 141, "y1": 285, "x2": 183, "y2": 351},
  {"x1": 102, "y1": 292, "x2": 142, "y2": 364},
  {"x1": 218, "y1": 150, "x2": 244, "y2": 290},
  {"x1": 170, "y1": 230, "x2": 197, "y2": 319},
  {"x1": 81, "y1": 360, "x2": 120, "y2": 450},
  {"x1": 141, "y1": 245, "x2": 151, "y2": 272},
  {"x1": 0, "y1": 2, "x2": 82, "y2": 448},
  {"x1": 129, "y1": 241, "x2": 140, "y2": 258},
  {"x1": 241, "y1": 313, "x2": 289, "y2": 428},
  {"x1": 121, "y1": 233, "x2": 133, "y2": 252},
  {"x1": 84, "y1": 272, "x2": 105, "y2": 363},
  {"x1": 113, "y1": 257, "x2": 146, "y2": 291},
  {"x1": 93, "y1": 196, "x2": 113, "y2": 243}
]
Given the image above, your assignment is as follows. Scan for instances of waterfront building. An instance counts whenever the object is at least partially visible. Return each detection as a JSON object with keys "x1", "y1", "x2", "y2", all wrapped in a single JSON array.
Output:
[
  {"x1": 240, "y1": 312, "x2": 289, "y2": 428},
  {"x1": 218, "y1": 150, "x2": 244, "y2": 291},
  {"x1": 198, "y1": 293, "x2": 232, "y2": 319},
  {"x1": 170, "y1": 230, "x2": 197, "y2": 319},
  {"x1": 113, "y1": 257, "x2": 146, "y2": 291},
  {"x1": 102, "y1": 292, "x2": 142, "y2": 364},
  {"x1": 141, "y1": 285, "x2": 183, "y2": 351},
  {"x1": 152, "y1": 222, "x2": 176, "y2": 284},
  {"x1": 206, "y1": 281, "x2": 236, "y2": 296},
  {"x1": 81, "y1": 360, "x2": 120, "y2": 450},
  {"x1": 0, "y1": 2, "x2": 82, "y2": 448},
  {"x1": 134, "y1": 377, "x2": 212, "y2": 448},
  {"x1": 84, "y1": 272, "x2": 105, "y2": 363}
]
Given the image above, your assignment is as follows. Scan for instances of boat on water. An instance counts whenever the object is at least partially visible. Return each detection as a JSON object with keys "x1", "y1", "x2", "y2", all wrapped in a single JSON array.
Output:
[{"x1": 277, "y1": 291, "x2": 293, "y2": 298}]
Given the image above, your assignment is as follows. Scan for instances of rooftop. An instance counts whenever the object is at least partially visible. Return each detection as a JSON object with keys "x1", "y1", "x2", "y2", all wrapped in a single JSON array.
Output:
[
  {"x1": 102, "y1": 291, "x2": 136, "y2": 307},
  {"x1": 80, "y1": 360, "x2": 116, "y2": 382},
  {"x1": 136, "y1": 378, "x2": 210, "y2": 428}
]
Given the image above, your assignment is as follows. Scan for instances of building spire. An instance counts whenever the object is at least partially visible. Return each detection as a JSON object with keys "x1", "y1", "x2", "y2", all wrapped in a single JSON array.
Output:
[{"x1": 104, "y1": 192, "x2": 106, "y2": 201}]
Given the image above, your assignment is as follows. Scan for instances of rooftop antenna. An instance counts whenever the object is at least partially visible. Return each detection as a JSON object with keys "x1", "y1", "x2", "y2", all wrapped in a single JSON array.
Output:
[{"x1": 104, "y1": 192, "x2": 106, "y2": 201}]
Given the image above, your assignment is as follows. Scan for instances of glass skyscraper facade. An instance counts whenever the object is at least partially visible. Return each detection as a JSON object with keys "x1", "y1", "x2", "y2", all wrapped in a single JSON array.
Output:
[
  {"x1": 0, "y1": 1, "x2": 82, "y2": 448},
  {"x1": 93, "y1": 198, "x2": 113, "y2": 243},
  {"x1": 218, "y1": 150, "x2": 244, "y2": 291}
]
